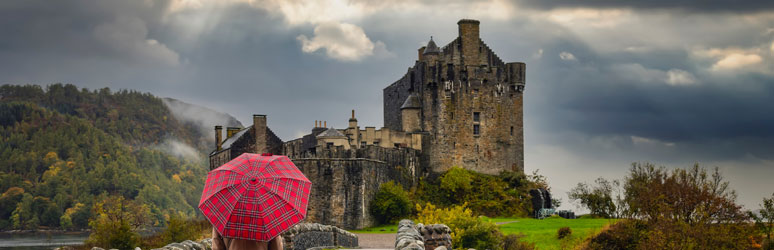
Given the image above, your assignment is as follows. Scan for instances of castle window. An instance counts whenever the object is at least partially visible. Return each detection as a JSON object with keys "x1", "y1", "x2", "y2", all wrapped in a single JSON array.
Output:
[
  {"x1": 510, "y1": 126, "x2": 514, "y2": 136},
  {"x1": 326, "y1": 142, "x2": 334, "y2": 149},
  {"x1": 361, "y1": 141, "x2": 366, "y2": 147},
  {"x1": 394, "y1": 143, "x2": 401, "y2": 148},
  {"x1": 473, "y1": 124, "x2": 480, "y2": 136},
  {"x1": 374, "y1": 141, "x2": 380, "y2": 146},
  {"x1": 473, "y1": 112, "x2": 480, "y2": 122}
]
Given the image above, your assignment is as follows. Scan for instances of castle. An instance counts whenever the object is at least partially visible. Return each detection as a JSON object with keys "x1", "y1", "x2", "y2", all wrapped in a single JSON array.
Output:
[{"x1": 209, "y1": 19, "x2": 527, "y2": 229}]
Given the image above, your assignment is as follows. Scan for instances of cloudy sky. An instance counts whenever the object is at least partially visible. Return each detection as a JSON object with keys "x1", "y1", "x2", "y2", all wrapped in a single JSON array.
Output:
[{"x1": 2, "y1": 0, "x2": 773, "y2": 210}]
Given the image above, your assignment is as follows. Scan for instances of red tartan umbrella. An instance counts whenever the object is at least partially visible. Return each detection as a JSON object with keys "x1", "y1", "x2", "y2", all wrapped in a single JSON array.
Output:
[{"x1": 199, "y1": 153, "x2": 311, "y2": 241}]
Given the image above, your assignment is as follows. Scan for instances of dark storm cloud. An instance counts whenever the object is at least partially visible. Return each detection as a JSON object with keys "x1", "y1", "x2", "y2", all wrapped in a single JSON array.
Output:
[
  {"x1": 508, "y1": 27, "x2": 774, "y2": 160},
  {"x1": 515, "y1": 0, "x2": 774, "y2": 13}
]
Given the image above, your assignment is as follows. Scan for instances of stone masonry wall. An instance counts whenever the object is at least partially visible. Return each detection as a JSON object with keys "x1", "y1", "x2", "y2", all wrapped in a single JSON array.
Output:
[
  {"x1": 281, "y1": 223, "x2": 358, "y2": 250},
  {"x1": 383, "y1": 20, "x2": 525, "y2": 175},
  {"x1": 394, "y1": 219, "x2": 453, "y2": 250},
  {"x1": 291, "y1": 146, "x2": 423, "y2": 229}
]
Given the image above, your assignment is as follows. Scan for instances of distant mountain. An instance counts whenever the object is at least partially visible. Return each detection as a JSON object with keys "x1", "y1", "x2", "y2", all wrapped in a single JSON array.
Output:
[{"x1": 0, "y1": 83, "x2": 240, "y2": 230}]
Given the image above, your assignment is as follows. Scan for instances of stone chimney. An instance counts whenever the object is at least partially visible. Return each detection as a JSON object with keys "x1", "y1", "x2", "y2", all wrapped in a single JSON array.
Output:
[
  {"x1": 349, "y1": 110, "x2": 359, "y2": 147},
  {"x1": 253, "y1": 114, "x2": 267, "y2": 154},
  {"x1": 215, "y1": 126, "x2": 223, "y2": 151},
  {"x1": 458, "y1": 19, "x2": 480, "y2": 68},
  {"x1": 418, "y1": 46, "x2": 426, "y2": 61},
  {"x1": 226, "y1": 127, "x2": 240, "y2": 138}
]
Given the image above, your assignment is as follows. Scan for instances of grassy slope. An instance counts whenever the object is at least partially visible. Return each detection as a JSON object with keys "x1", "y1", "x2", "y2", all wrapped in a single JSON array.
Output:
[
  {"x1": 353, "y1": 217, "x2": 616, "y2": 249},
  {"x1": 495, "y1": 217, "x2": 617, "y2": 250}
]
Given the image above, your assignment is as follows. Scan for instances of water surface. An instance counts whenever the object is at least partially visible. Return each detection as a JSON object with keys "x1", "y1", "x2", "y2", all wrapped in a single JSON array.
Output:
[{"x1": 0, "y1": 232, "x2": 88, "y2": 250}]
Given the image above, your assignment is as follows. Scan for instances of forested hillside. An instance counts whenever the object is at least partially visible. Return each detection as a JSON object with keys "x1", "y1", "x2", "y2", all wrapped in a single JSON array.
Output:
[{"x1": 0, "y1": 84, "x2": 239, "y2": 230}]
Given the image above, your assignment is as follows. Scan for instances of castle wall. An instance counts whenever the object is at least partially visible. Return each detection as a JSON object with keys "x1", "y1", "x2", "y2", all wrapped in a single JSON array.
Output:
[{"x1": 290, "y1": 146, "x2": 422, "y2": 229}]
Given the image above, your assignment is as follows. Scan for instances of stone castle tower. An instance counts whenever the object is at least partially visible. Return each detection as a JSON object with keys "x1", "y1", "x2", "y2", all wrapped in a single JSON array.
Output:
[
  {"x1": 384, "y1": 19, "x2": 526, "y2": 174},
  {"x1": 210, "y1": 19, "x2": 527, "y2": 229}
]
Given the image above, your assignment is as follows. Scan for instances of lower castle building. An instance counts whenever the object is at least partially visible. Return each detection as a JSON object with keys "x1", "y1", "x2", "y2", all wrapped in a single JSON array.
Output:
[{"x1": 209, "y1": 19, "x2": 527, "y2": 229}]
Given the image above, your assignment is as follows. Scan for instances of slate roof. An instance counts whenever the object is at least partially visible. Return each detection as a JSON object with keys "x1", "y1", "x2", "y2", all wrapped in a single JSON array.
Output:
[
  {"x1": 316, "y1": 128, "x2": 346, "y2": 138},
  {"x1": 210, "y1": 127, "x2": 250, "y2": 156},
  {"x1": 400, "y1": 93, "x2": 421, "y2": 109},
  {"x1": 423, "y1": 37, "x2": 440, "y2": 55}
]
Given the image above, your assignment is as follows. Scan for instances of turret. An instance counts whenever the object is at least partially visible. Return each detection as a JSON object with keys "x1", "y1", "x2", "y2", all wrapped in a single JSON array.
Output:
[
  {"x1": 422, "y1": 36, "x2": 441, "y2": 64},
  {"x1": 400, "y1": 94, "x2": 421, "y2": 132},
  {"x1": 214, "y1": 125, "x2": 223, "y2": 151},
  {"x1": 458, "y1": 19, "x2": 480, "y2": 68},
  {"x1": 506, "y1": 62, "x2": 526, "y2": 92}
]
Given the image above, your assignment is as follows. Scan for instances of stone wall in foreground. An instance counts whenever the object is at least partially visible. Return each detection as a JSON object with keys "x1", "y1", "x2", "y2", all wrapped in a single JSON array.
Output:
[
  {"x1": 394, "y1": 219, "x2": 452, "y2": 250},
  {"x1": 281, "y1": 223, "x2": 358, "y2": 250}
]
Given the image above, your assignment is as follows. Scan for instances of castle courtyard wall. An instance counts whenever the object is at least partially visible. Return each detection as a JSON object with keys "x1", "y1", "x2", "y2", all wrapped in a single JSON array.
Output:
[{"x1": 290, "y1": 146, "x2": 422, "y2": 229}]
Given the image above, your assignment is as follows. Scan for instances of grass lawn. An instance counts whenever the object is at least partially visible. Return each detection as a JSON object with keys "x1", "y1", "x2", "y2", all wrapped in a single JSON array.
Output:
[
  {"x1": 349, "y1": 216, "x2": 617, "y2": 249},
  {"x1": 349, "y1": 223, "x2": 399, "y2": 234},
  {"x1": 496, "y1": 217, "x2": 618, "y2": 250}
]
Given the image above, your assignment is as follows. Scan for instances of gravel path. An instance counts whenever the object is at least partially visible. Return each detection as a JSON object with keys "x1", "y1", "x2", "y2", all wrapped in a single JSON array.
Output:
[{"x1": 356, "y1": 233, "x2": 396, "y2": 249}]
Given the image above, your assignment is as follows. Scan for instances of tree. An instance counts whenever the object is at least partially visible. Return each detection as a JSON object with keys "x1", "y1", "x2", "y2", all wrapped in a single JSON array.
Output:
[
  {"x1": 750, "y1": 193, "x2": 774, "y2": 243},
  {"x1": 86, "y1": 196, "x2": 150, "y2": 250},
  {"x1": 370, "y1": 181, "x2": 412, "y2": 224},
  {"x1": 568, "y1": 178, "x2": 616, "y2": 218}
]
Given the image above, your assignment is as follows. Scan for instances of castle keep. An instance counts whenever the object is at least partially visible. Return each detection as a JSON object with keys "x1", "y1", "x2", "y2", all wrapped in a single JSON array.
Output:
[{"x1": 209, "y1": 19, "x2": 527, "y2": 229}]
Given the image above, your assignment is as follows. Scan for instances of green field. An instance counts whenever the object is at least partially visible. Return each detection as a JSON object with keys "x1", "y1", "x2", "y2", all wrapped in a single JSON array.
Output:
[
  {"x1": 353, "y1": 217, "x2": 617, "y2": 249},
  {"x1": 495, "y1": 217, "x2": 618, "y2": 249},
  {"x1": 350, "y1": 223, "x2": 399, "y2": 233}
]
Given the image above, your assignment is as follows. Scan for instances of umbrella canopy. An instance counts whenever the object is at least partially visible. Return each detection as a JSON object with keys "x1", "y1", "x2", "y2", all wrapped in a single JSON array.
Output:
[{"x1": 199, "y1": 153, "x2": 311, "y2": 241}]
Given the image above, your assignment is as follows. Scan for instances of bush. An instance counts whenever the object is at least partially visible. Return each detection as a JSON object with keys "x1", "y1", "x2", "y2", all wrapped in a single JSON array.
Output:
[
  {"x1": 85, "y1": 196, "x2": 149, "y2": 250},
  {"x1": 161, "y1": 213, "x2": 201, "y2": 244},
  {"x1": 502, "y1": 233, "x2": 535, "y2": 250},
  {"x1": 370, "y1": 181, "x2": 412, "y2": 224},
  {"x1": 585, "y1": 220, "x2": 646, "y2": 250},
  {"x1": 415, "y1": 167, "x2": 536, "y2": 218},
  {"x1": 416, "y1": 203, "x2": 502, "y2": 250},
  {"x1": 557, "y1": 227, "x2": 572, "y2": 239}
]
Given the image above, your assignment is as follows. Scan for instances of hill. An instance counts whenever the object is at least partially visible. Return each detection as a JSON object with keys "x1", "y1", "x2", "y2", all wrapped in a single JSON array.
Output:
[{"x1": 0, "y1": 83, "x2": 240, "y2": 230}]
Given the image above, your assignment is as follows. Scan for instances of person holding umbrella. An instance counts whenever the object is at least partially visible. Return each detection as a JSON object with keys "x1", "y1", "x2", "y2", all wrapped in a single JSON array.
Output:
[{"x1": 199, "y1": 153, "x2": 311, "y2": 250}]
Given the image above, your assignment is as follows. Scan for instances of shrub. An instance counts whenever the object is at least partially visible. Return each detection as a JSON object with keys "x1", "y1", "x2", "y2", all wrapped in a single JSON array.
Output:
[
  {"x1": 415, "y1": 167, "x2": 535, "y2": 218},
  {"x1": 415, "y1": 203, "x2": 502, "y2": 250},
  {"x1": 502, "y1": 234, "x2": 535, "y2": 250},
  {"x1": 85, "y1": 196, "x2": 149, "y2": 250},
  {"x1": 557, "y1": 227, "x2": 572, "y2": 239},
  {"x1": 585, "y1": 220, "x2": 645, "y2": 250},
  {"x1": 370, "y1": 181, "x2": 412, "y2": 224},
  {"x1": 161, "y1": 213, "x2": 201, "y2": 244}
]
